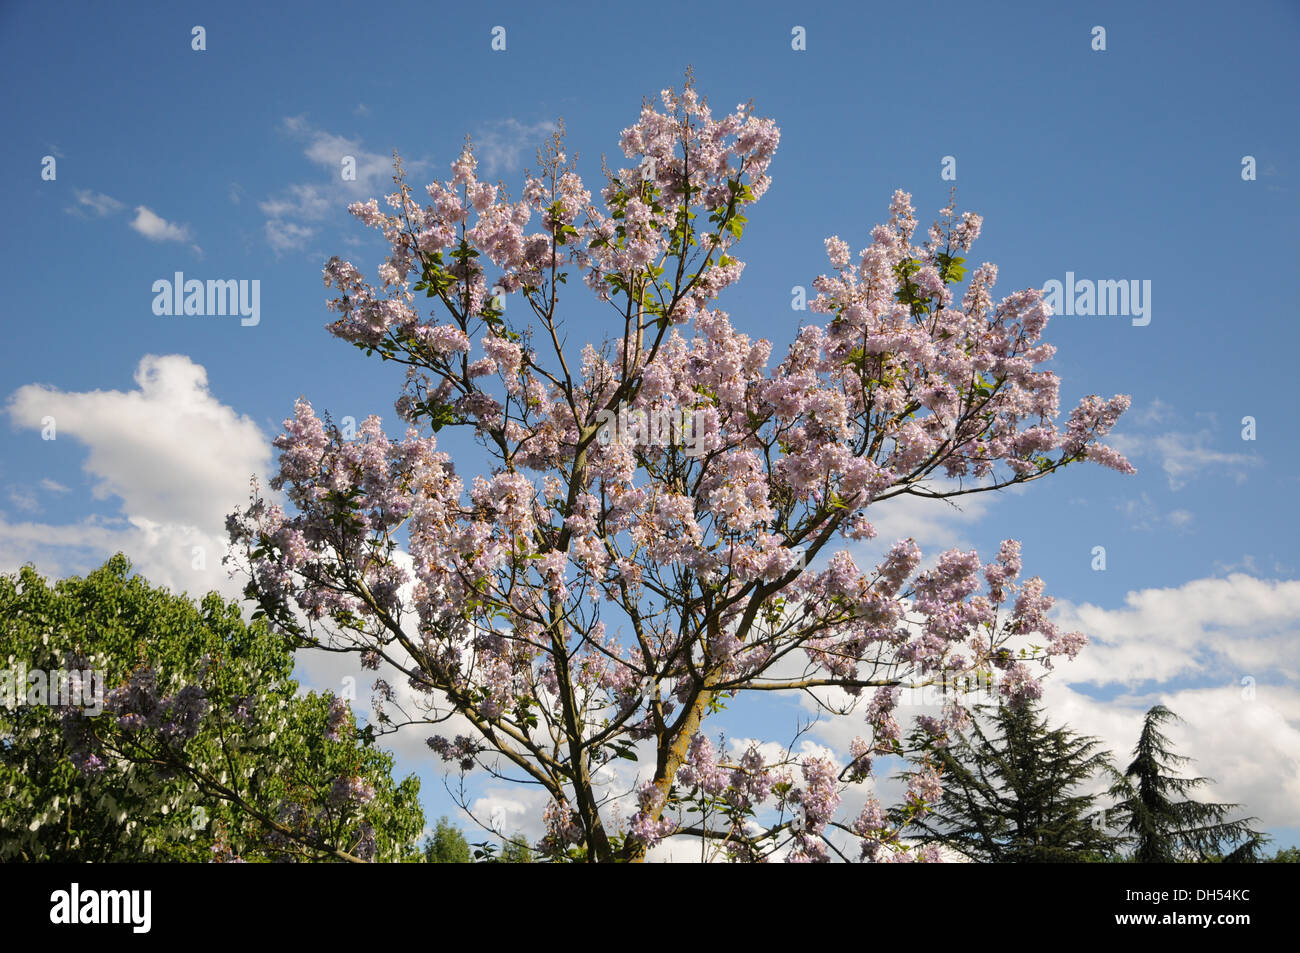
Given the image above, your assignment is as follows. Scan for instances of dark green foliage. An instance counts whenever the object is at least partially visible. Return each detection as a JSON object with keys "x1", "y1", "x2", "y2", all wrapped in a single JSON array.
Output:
[
  {"x1": 901, "y1": 701, "x2": 1122, "y2": 862},
  {"x1": 1107, "y1": 705, "x2": 1265, "y2": 863}
]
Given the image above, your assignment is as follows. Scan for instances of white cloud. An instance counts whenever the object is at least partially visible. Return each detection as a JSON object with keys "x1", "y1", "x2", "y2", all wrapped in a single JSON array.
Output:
[
  {"x1": 0, "y1": 514, "x2": 234, "y2": 601},
  {"x1": 1037, "y1": 571, "x2": 1300, "y2": 830},
  {"x1": 259, "y1": 183, "x2": 333, "y2": 222},
  {"x1": 1054, "y1": 573, "x2": 1300, "y2": 687},
  {"x1": 4, "y1": 477, "x2": 75, "y2": 516},
  {"x1": 789, "y1": 568, "x2": 1300, "y2": 838},
  {"x1": 129, "y1": 206, "x2": 193, "y2": 245},
  {"x1": 468, "y1": 785, "x2": 551, "y2": 843},
  {"x1": 3, "y1": 354, "x2": 272, "y2": 598},
  {"x1": 1043, "y1": 681, "x2": 1300, "y2": 829},
  {"x1": 7, "y1": 355, "x2": 269, "y2": 530},
  {"x1": 1129, "y1": 398, "x2": 1175, "y2": 428},
  {"x1": 257, "y1": 114, "x2": 553, "y2": 256},
  {"x1": 866, "y1": 484, "x2": 994, "y2": 555}
]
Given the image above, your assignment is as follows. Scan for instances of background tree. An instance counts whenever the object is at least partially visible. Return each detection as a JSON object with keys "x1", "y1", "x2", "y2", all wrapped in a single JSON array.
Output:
[
  {"x1": 499, "y1": 833, "x2": 534, "y2": 862},
  {"x1": 1107, "y1": 705, "x2": 1265, "y2": 863},
  {"x1": 224, "y1": 78, "x2": 1136, "y2": 863},
  {"x1": 0, "y1": 554, "x2": 423, "y2": 862},
  {"x1": 898, "y1": 700, "x2": 1121, "y2": 861},
  {"x1": 422, "y1": 815, "x2": 470, "y2": 862}
]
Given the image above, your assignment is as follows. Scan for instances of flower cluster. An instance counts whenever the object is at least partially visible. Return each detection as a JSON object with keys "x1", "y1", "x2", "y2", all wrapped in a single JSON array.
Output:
[{"x1": 102, "y1": 666, "x2": 209, "y2": 746}]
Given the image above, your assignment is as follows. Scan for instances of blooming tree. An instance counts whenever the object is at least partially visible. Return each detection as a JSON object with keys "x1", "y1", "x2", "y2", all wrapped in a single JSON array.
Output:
[{"x1": 227, "y1": 79, "x2": 1133, "y2": 863}]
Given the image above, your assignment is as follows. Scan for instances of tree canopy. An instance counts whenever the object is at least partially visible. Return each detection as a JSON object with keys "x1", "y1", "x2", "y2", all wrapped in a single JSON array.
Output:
[
  {"x1": 900, "y1": 700, "x2": 1121, "y2": 862},
  {"x1": 422, "y1": 816, "x2": 471, "y2": 863},
  {"x1": 0, "y1": 554, "x2": 423, "y2": 862}
]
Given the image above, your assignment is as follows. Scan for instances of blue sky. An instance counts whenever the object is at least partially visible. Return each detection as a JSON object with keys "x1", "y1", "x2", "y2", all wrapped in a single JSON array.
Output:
[{"x1": 4, "y1": 0, "x2": 1299, "y2": 853}]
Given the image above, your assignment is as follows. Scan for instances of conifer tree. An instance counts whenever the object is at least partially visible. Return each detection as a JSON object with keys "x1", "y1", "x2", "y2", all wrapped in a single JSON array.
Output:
[
  {"x1": 900, "y1": 701, "x2": 1120, "y2": 862},
  {"x1": 1107, "y1": 705, "x2": 1265, "y2": 863}
]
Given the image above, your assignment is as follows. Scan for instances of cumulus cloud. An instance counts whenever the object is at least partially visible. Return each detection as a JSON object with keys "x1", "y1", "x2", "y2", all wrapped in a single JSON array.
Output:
[
  {"x1": 129, "y1": 206, "x2": 193, "y2": 244},
  {"x1": 3, "y1": 354, "x2": 271, "y2": 597},
  {"x1": 1040, "y1": 571, "x2": 1300, "y2": 830},
  {"x1": 1044, "y1": 680, "x2": 1300, "y2": 830},
  {"x1": 7, "y1": 355, "x2": 269, "y2": 529},
  {"x1": 790, "y1": 569, "x2": 1300, "y2": 838},
  {"x1": 1054, "y1": 573, "x2": 1300, "y2": 687}
]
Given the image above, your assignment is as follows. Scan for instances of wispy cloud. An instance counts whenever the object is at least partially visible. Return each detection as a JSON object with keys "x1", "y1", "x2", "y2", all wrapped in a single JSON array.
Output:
[
  {"x1": 1134, "y1": 430, "x2": 1257, "y2": 490},
  {"x1": 1128, "y1": 397, "x2": 1175, "y2": 428},
  {"x1": 4, "y1": 478, "x2": 74, "y2": 516},
  {"x1": 259, "y1": 183, "x2": 333, "y2": 221},
  {"x1": 265, "y1": 220, "x2": 316, "y2": 254},
  {"x1": 1108, "y1": 402, "x2": 1261, "y2": 490},
  {"x1": 257, "y1": 116, "x2": 401, "y2": 254},
  {"x1": 257, "y1": 115, "x2": 557, "y2": 256},
  {"x1": 66, "y1": 189, "x2": 124, "y2": 218},
  {"x1": 471, "y1": 118, "x2": 558, "y2": 177},
  {"x1": 1115, "y1": 491, "x2": 1196, "y2": 531},
  {"x1": 7, "y1": 487, "x2": 39, "y2": 514}
]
